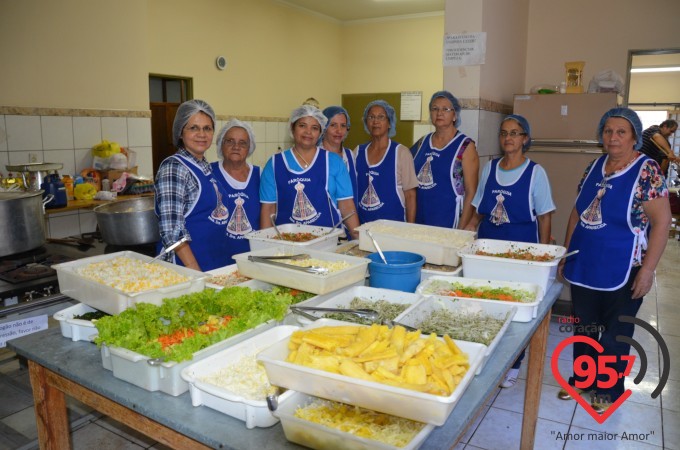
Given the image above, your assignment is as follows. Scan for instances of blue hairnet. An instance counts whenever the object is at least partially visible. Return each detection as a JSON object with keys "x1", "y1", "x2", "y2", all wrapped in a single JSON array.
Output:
[
  {"x1": 288, "y1": 105, "x2": 328, "y2": 139},
  {"x1": 502, "y1": 114, "x2": 532, "y2": 151},
  {"x1": 363, "y1": 100, "x2": 397, "y2": 138},
  {"x1": 429, "y1": 91, "x2": 462, "y2": 128},
  {"x1": 216, "y1": 119, "x2": 256, "y2": 158},
  {"x1": 597, "y1": 107, "x2": 643, "y2": 150},
  {"x1": 172, "y1": 99, "x2": 216, "y2": 148},
  {"x1": 319, "y1": 106, "x2": 351, "y2": 145}
]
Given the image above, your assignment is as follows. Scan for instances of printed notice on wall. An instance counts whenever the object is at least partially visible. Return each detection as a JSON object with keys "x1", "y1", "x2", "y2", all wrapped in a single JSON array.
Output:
[
  {"x1": 443, "y1": 32, "x2": 486, "y2": 66},
  {"x1": 0, "y1": 315, "x2": 48, "y2": 348},
  {"x1": 400, "y1": 91, "x2": 422, "y2": 121}
]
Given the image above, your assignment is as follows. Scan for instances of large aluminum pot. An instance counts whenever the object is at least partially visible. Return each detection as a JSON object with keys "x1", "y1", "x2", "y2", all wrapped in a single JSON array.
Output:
[
  {"x1": 0, "y1": 191, "x2": 47, "y2": 257},
  {"x1": 93, "y1": 196, "x2": 159, "y2": 245}
]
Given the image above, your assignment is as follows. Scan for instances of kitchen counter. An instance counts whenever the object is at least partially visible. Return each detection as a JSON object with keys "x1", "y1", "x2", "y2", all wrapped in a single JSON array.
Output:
[
  {"x1": 9, "y1": 282, "x2": 562, "y2": 449},
  {"x1": 44, "y1": 193, "x2": 154, "y2": 215}
]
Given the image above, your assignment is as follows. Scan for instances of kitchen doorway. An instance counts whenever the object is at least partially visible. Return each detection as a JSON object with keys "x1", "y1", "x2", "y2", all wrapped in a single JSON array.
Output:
[{"x1": 149, "y1": 75, "x2": 193, "y2": 175}]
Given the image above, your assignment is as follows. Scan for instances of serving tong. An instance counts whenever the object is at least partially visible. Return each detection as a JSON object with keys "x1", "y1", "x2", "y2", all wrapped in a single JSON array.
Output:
[
  {"x1": 290, "y1": 306, "x2": 380, "y2": 322},
  {"x1": 248, "y1": 255, "x2": 328, "y2": 274}
]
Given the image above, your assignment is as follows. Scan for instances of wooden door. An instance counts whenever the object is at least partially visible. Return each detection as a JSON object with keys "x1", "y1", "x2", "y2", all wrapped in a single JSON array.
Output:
[{"x1": 150, "y1": 102, "x2": 179, "y2": 175}]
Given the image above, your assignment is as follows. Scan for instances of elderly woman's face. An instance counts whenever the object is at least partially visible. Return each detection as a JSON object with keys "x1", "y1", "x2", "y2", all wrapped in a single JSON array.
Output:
[
  {"x1": 499, "y1": 119, "x2": 528, "y2": 155},
  {"x1": 293, "y1": 116, "x2": 322, "y2": 149},
  {"x1": 602, "y1": 117, "x2": 636, "y2": 154},
  {"x1": 221, "y1": 127, "x2": 250, "y2": 164},
  {"x1": 324, "y1": 114, "x2": 349, "y2": 147},
  {"x1": 430, "y1": 97, "x2": 456, "y2": 128},
  {"x1": 366, "y1": 105, "x2": 389, "y2": 138},
  {"x1": 181, "y1": 112, "x2": 214, "y2": 158}
]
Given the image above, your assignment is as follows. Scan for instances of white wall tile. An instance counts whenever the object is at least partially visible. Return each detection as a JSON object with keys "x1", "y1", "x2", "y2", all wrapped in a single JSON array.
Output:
[
  {"x1": 251, "y1": 121, "x2": 266, "y2": 143},
  {"x1": 101, "y1": 117, "x2": 128, "y2": 146},
  {"x1": 46, "y1": 213, "x2": 80, "y2": 238},
  {"x1": 41, "y1": 116, "x2": 74, "y2": 150},
  {"x1": 73, "y1": 117, "x2": 102, "y2": 149},
  {"x1": 459, "y1": 110, "x2": 479, "y2": 142},
  {"x1": 78, "y1": 211, "x2": 97, "y2": 235},
  {"x1": 5, "y1": 115, "x2": 42, "y2": 151},
  {"x1": 43, "y1": 149, "x2": 76, "y2": 176},
  {"x1": 478, "y1": 110, "x2": 503, "y2": 158},
  {"x1": 131, "y1": 146, "x2": 153, "y2": 177},
  {"x1": 8, "y1": 150, "x2": 42, "y2": 165},
  {"x1": 278, "y1": 122, "x2": 288, "y2": 143},
  {"x1": 0, "y1": 116, "x2": 7, "y2": 151},
  {"x1": 265, "y1": 121, "x2": 278, "y2": 143},
  {"x1": 0, "y1": 152, "x2": 8, "y2": 175},
  {"x1": 127, "y1": 118, "x2": 152, "y2": 147},
  {"x1": 74, "y1": 148, "x2": 93, "y2": 174}
]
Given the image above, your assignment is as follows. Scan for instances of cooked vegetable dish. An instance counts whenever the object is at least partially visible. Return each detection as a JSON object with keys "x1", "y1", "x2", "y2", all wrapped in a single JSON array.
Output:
[
  {"x1": 416, "y1": 309, "x2": 507, "y2": 346},
  {"x1": 272, "y1": 232, "x2": 319, "y2": 242},
  {"x1": 422, "y1": 280, "x2": 536, "y2": 303},
  {"x1": 474, "y1": 249, "x2": 552, "y2": 261},
  {"x1": 323, "y1": 297, "x2": 410, "y2": 325}
]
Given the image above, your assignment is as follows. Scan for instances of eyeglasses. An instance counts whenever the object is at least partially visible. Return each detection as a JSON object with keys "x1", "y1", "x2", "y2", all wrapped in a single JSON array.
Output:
[
  {"x1": 430, "y1": 107, "x2": 455, "y2": 113},
  {"x1": 499, "y1": 131, "x2": 527, "y2": 138},
  {"x1": 224, "y1": 138, "x2": 249, "y2": 149},
  {"x1": 367, "y1": 115, "x2": 387, "y2": 122},
  {"x1": 184, "y1": 125, "x2": 214, "y2": 134}
]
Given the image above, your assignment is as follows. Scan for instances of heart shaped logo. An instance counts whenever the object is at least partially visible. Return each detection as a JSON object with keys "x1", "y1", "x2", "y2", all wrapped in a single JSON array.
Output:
[{"x1": 551, "y1": 335, "x2": 632, "y2": 424}]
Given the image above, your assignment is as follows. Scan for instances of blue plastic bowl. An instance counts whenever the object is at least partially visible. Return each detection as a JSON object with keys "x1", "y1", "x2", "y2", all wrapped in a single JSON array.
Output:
[{"x1": 367, "y1": 251, "x2": 425, "y2": 293}]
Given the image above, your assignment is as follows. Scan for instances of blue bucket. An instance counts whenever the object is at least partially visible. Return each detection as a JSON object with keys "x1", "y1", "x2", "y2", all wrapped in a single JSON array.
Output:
[{"x1": 367, "y1": 251, "x2": 426, "y2": 292}]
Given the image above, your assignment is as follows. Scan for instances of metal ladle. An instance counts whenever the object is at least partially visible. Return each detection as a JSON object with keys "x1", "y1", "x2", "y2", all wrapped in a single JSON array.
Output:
[
  {"x1": 269, "y1": 213, "x2": 284, "y2": 239},
  {"x1": 147, "y1": 236, "x2": 189, "y2": 265},
  {"x1": 366, "y1": 230, "x2": 387, "y2": 264}
]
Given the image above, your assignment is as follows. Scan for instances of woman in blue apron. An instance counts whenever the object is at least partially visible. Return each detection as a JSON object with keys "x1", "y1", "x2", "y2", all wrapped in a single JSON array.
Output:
[
  {"x1": 212, "y1": 119, "x2": 260, "y2": 264},
  {"x1": 260, "y1": 105, "x2": 360, "y2": 238},
  {"x1": 154, "y1": 99, "x2": 230, "y2": 271},
  {"x1": 466, "y1": 114, "x2": 556, "y2": 388},
  {"x1": 559, "y1": 108, "x2": 671, "y2": 414},
  {"x1": 413, "y1": 91, "x2": 479, "y2": 229},
  {"x1": 355, "y1": 100, "x2": 418, "y2": 223}
]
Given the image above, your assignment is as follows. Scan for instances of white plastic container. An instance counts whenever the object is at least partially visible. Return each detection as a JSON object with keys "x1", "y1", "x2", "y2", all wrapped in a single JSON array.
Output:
[
  {"x1": 416, "y1": 276, "x2": 543, "y2": 322},
  {"x1": 181, "y1": 326, "x2": 298, "y2": 429},
  {"x1": 54, "y1": 251, "x2": 207, "y2": 315},
  {"x1": 356, "y1": 220, "x2": 476, "y2": 266},
  {"x1": 276, "y1": 391, "x2": 435, "y2": 450},
  {"x1": 54, "y1": 303, "x2": 101, "y2": 342},
  {"x1": 205, "y1": 264, "x2": 252, "y2": 289},
  {"x1": 257, "y1": 319, "x2": 486, "y2": 425},
  {"x1": 458, "y1": 239, "x2": 566, "y2": 293},
  {"x1": 99, "y1": 321, "x2": 276, "y2": 396},
  {"x1": 394, "y1": 296, "x2": 515, "y2": 374},
  {"x1": 246, "y1": 224, "x2": 343, "y2": 252},
  {"x1": 233, "y1": 246, "x2": 369, "y2": 295},
  {"x1": 420, "y1": 265, "x2": 462, "y2": 282}
]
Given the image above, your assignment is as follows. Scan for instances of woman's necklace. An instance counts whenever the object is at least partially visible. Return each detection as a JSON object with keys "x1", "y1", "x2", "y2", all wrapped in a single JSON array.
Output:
[
  {"x1": 604, "y1": 151, "x2": 639, "y2": 177},
  {"x1": 293, "y1": 146, "x2": 311, "y2": 168}
]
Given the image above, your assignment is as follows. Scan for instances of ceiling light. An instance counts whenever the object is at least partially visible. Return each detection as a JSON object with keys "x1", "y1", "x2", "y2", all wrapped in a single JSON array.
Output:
[{"x1": 630, "y1": 66, "x2": 680, "y2": 73}]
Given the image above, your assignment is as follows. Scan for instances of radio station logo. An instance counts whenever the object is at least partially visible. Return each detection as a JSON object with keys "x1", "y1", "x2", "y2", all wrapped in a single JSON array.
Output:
[{"x1": 551, "y1": 315, "x2": 670, "y2": 424}]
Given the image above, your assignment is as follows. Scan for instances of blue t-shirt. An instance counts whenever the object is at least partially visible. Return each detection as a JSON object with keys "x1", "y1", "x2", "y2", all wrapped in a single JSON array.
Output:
[{"x1": 260, "y1": 148, "x2": 354, "y2": 205}]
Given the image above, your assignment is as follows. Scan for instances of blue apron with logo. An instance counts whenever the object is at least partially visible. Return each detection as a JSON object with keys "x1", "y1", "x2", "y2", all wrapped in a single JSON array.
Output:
[{"x1": 356, "y1": 140, "x2": 404, "y2": 223}]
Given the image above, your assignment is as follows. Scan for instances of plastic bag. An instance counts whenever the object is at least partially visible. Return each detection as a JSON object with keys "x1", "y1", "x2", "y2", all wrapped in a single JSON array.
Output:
[
  {"x1": 74, "y1": 183, "x2": 97, "y2": 200},
  {"x1": 92, "y1": 140, "x2": 121, "y2": 158},
  {"x1": 587, "y1": 70, "x2": 624, "y2": 93}
]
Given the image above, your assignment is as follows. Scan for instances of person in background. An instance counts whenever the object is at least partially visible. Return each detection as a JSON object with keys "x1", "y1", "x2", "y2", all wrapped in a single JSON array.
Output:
[
  {"x1": 212, "y1": 119, "x2": 260, "y2": 263},
  {"x1": 559, "y1": 107, "x2": 671, "y2": 413},
  {"x1": 155, "y1": 99, "x2": 229, "y2": 271},
  {"x1": 639, "y1": 119, "x2": 679, "y2": 175},
  {"x1": 320, "y1": 106, "x2": 358, "y2": 210},
  {"x1": 465, "y1": 114, "x2": 555, "y2": 388},
  {"x1": 412, "y1": 91, "x2": 479, "y2": 229},
  {"x1": 259, "y1": 105, "x2": 360, "y2": 238},
  {"x1": 355, "y1": 100, "x2": 418, "y2": 223}
]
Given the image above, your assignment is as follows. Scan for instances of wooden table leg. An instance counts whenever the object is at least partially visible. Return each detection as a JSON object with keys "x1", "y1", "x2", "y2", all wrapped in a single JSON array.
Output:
[
  {"x1": 29, "y1": 361, "x2": 71, "y2": 450},
  {"x1": 520, "y1": 311, "x2": 551, "y2": 450}
]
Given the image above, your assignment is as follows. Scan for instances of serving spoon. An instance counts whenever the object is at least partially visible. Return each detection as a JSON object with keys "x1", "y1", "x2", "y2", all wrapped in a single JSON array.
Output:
[
  {"x1": 269, "y1": 213, "x2": 284, "y2": 239},
  {"x1": 147, "y1": 236, "x2": 189, "y2": 265},
  {"x1": 366, "y1": 230, "x2": 388, "y2": 264},
  {"x1": 551, "y1": 249, "x2": 579, "y2": 262},
  {"x1": 324, "y1": 210, "x2": 357, "y2": 236}
]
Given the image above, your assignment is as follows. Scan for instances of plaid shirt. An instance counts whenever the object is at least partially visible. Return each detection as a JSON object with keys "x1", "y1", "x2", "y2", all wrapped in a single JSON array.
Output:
[{"x1": 154, "y1": 149, "x2": 213, "y2": 260}]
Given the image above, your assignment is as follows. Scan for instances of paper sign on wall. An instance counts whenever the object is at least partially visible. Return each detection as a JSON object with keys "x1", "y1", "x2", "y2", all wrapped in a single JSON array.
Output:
[
  {"x1": 443, "y1": 32, "x2": 486, "y2": 66},
  {"x1": 400, "y1": 91, "x2": 422, "y2": 121},
  {"x1": 0, "y1": 315, "x2": 48, "y2": 348}
]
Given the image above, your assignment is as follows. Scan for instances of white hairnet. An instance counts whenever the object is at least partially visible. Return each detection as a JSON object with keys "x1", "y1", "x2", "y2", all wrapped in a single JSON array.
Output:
[
  {"x1": 288, "y1": 105, "x2": 328, "y2": 139},
  {"x1": 362, "y1": 100, "x2": 397, "y2": 137},
  {"x1": 172, "y1": 99, "x2": 216, "y2": 148},
  {"x1": 216, "y1": 119, "x2": 256, "y2": 158}
]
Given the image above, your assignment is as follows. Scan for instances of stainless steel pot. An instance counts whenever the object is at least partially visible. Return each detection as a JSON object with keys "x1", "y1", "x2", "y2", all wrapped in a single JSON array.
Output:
[
  {"x1": 93, "y1": 196, "x2": 159, "y2": 245},
  {"x1": 6, "y1": 163, "x2": 63, "y2": 191},
  {"x1": 0, "y1": 191, "x2": 47, "y2": 257}
]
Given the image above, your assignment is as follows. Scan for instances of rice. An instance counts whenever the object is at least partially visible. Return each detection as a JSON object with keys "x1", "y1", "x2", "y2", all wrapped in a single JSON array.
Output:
[{"x1": 75, "y1": 256, "x2": 189, "y2": 293}]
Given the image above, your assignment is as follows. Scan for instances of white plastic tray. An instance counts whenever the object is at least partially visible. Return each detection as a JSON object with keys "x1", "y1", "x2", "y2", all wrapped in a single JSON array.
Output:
[
  {"x1": 54, "y1": 303, "x2": 101, "y2": 342},
  {"x1": 416, "y1": 276, "x2": 543, "y2": 322},
  {"x1": 394, "y1": 296, "x2": 515, "y2": 374},
  {"x1": 276, "y1": 391, "x2": 435, "y2": 450},
  {"x1": 257, "y1": 319, "x2": 486, "y2": 425},
  {"x1": 421, "y1": 265, "x2": 462, "y2": 281},
  {"x1": 205, "y1": 264, "x2": 252, "y2": 289},
  {"x1": 100, "y1": 320, "x2": 276, "y2": 396},
  {"x1": 458, "y1": 239, "x2": 566, "y2": 293},
  {"x1": 233, "y1": 246, "x2": 369, "y2": 295},
  {"x1": 181, "y1": 326, "x2": 299, "y2": 429},
  {"x1": 247, "y1": 223, "x2": 343, "y2": 252},
  {"x1": 356, "y1": 220, "x2": 476, "y2": 266},
  {"x1": 54, "y1": 251, "x2": 207, "y2": 315}
]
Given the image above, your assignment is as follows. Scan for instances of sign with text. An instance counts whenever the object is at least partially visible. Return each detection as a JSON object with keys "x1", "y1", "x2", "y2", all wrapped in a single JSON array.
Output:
[
  {"x1": 0, "y1": 315, "x2": 48, "y2": 348},
  {"x1": 400, "y1": 91, "x2": 422, "y2": 121},
  {"x1": 443, "y1": 32, "x2": 486, "y2": 66}
]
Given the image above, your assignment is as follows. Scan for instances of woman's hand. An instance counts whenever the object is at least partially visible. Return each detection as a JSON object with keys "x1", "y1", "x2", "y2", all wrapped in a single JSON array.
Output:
[{"x1": 631, "y1": 267, "x2": 655, "y2": 299}]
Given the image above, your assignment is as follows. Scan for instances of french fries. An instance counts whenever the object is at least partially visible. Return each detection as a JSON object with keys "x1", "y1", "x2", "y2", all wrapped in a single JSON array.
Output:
[{"x1": 286, "y1": 324, "x2": 470, "y2": 396}]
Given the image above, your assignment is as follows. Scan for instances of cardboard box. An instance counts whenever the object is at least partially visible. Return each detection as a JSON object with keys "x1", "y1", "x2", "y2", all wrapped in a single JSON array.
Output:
[{"x1": 101, "y1": 166, "x2": 137, "y2": 182}]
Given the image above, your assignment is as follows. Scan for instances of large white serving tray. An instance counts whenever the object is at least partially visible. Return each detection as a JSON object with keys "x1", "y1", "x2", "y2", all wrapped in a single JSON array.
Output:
[
  {"x1": 53, "y1": 251, "x2": 207, "y2": 315},
  {"x1": 100, "y1": 320, "x2": 276, "y2": 396},
  {"x1": 247, "y1": 223, "x2": 343, "y2": 252},
  {"x1": 233, "y1": 246, "x2": 369, "y2": 295},
  {"x1": 257, "y1": 319, "x2": 486, "y2": 426},
  {"x1": 205, "y1": 263, "x2": 253, "y2": 289},
  {"x1": 54, "y1": 303, "x2": 100, "y2": 342},
  {"x1": 395, "y1": 296, "x2": 515, "y2": 374},
  {"x1": 458, "y1": 239, "x2": 566, "y2": 293},
  {"x1": 416, "y1": 276, "x2": 543, "y2": 322},
  {"x1": 181, "y1": 325, "x2": 298, "y2": 429},
  {"x1": 275, "y1": 391, "x2": 435, "y2": 450},
  {"x1": 356, "y1": 220, "x2": 476, "y2": 267}
]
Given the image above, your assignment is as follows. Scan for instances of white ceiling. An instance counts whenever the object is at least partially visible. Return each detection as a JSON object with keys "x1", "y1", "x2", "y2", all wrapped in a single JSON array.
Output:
[{"x1": 277, "y1": 0, "x2": 445, "y2": 22}]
